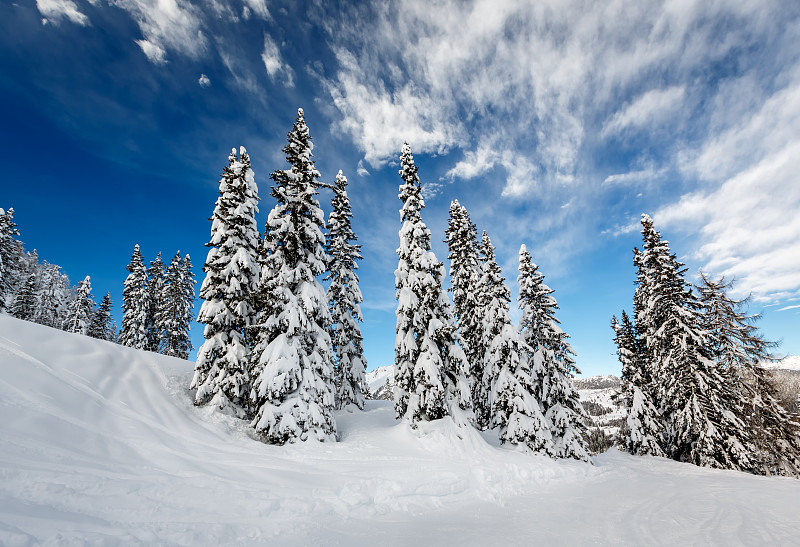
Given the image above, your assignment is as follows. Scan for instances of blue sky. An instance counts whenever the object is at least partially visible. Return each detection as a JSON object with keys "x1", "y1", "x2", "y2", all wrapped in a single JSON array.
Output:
[{"x1": 2, "y1": 0, "x2": 799, "y2": 376}]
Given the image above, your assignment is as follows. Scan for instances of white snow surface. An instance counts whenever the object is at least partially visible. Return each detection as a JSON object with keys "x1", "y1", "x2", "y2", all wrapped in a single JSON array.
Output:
[
  {"x1": 2, "y1": 315, "x2": 800, "y2": 545},
  {"x1": 767, "y1": 355, "x2": 800, "y2": 371}
]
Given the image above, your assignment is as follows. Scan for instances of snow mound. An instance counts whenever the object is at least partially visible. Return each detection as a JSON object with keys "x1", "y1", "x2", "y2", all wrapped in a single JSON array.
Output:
[{"x1": 2, "y1": 315, "x2": 800, "y2": 545}]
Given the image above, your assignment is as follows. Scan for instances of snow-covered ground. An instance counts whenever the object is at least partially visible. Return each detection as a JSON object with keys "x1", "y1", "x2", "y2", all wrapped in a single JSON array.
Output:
[{"x1": 2, "y1": 314, "x2": 800, "y2": 546}]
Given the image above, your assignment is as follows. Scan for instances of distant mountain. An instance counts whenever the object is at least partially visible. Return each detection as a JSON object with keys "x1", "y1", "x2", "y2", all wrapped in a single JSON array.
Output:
[
  {"x1": 364, "y1": 366, "x2": 625, "y2": 426},
  {"x1": 364, "y1": 365, "x2": 393, "y2": 400}
]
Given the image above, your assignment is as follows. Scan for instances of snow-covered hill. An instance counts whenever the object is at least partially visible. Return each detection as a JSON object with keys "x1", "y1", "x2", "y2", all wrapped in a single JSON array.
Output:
[{"x1": 3, "y1": 314, "x2": 800, "y2": 545}]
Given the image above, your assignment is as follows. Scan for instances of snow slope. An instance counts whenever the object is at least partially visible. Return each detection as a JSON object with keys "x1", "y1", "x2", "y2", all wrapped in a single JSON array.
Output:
[{"x1": 2, "y1": 315, "x2": 800, "y2": 545}]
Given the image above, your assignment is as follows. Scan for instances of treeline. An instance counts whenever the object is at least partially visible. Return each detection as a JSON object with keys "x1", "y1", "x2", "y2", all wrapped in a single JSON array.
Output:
[
  {"x1": 192, "y1": 109, "x2": 589, "y2": 462},
  {"x1": 0, "y1": 207, "x2": 196, "y2": 358},
  {"x1": 613, "y1": 214, "x2": 800, "y2": 477},
  {"x1": 0, "y1": 207, "x2": 113, "y2": 339}
]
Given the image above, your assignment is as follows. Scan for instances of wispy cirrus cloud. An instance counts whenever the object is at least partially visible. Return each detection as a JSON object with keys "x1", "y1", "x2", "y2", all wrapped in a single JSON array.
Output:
[
  {"x1": 37, "y1": 0, "x2": 89, "y2": 26},
  {"x1": 601, "y1": 86, "x2": 686, "y2": 137},
  {"x1": 261, "y1": 34, "x2": 294, "y2": 87},
  {"x1": 655, "y1": 71, "x2": 800, "y2": 302}
]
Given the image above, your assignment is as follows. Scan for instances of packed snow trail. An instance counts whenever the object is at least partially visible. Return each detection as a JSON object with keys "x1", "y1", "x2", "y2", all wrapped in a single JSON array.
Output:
[{"x1": 1, "y1": 315, "x2": 799, "y2": 545}]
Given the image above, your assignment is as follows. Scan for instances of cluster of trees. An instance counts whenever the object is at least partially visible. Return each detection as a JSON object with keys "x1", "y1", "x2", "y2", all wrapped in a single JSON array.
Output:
[
  {"x1": 119, "y1": 245, "x2": 195, "y2": 360},
  {"x1": 189, "y1": 110, "x2": 587, "y2": 459},
  {"x1": 613, "y1": 214, "x2": 800, "y2": 477},
  {"x1": 191, "y1": 109, "x2": 366, "y2": 444},
  {"x1": 0, "y1": 207, "x2": 114, "y2": 340},
  {"x1": 395, "y1": 144, "x2": 589, "y2": 461}
]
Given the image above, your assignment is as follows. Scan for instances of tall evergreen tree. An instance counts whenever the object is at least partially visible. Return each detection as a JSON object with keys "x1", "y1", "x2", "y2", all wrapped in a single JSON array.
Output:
[
  {"x1": 89, "y1": 292, "x2": 115, "y2": 341},
  {"x1": 612, "y1": 310, "x2": 665, "y2": 457},
  {"x1": 475, "y1": 231, "x2": 503, "y2": 429},
  {"x1": 697, "y1": 274, "x2": 800, "y2": 476},
  {"x1": 445, "y1": 200, "x2": 485, "y2": 423},
  {"x1": 394, "y1": 142, "x2": 471, "y2": 428},
  {"x1": 480, "y1": 235, "x2": 551, "y2": 453},
  {"x1": 10, "y1": 272, "x2": 38, "y2": 321},
  {"x1": 161, "y1": 252, "x2": 195, "y2": 359},
  {"x1": 146, "y1": 252, "x2": 166, "y2": 352},
  {"x1": 637, "y1": 214, "x2": 753, "y2": 471},
  {"x1": 325, "y1": 170, "x2": 367, "y2": 410},
  {"x1": 119, "y1": 244, "x2": 149, "y2": 349},
  {"x1": 517, "y1": 245, "x2": 589, "y2": 461},
  {"x1": 63, "y1": 276, "x2": 95, "y2": 335},
  {"x1": 0, "y1": 208, "x2": 23, "y2": 311},
  {"x1": 249, "y1": 109, "x2": 336, "y2": 443},
  {"x1": 193, "y1": 147, "x2": 261, "y2": 415}
]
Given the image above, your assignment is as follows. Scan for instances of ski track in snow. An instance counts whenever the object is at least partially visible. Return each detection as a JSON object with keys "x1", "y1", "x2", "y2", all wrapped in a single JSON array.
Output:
[{"x1": 1, "y1": 315, "x2": 800, "y2": 546}]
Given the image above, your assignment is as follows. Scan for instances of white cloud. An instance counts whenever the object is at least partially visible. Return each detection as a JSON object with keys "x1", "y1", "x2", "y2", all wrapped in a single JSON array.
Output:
[
  {"x1": 261, "y1": 35, "x2": 294, "y2": 87},
  {"x1": 356, "y1": 160, "x2": 370, "y2": 177},
  {"x1": 601, "y1": 86, "x2": 686, "y2": 137},
  {"x1": 777, "y1": 304, "x2": 800, "y2": 312},
  {"x1": 136, "y1": 39, "x2": 166, "y2": 64},
  {"x1": 198, "y1": 73, "x2": 211, "y2": 87},
  {"x1": 36, "y1": 0, "x2": 89, "y2": 26},
  {"x1": 655, "y1": 137, "x2": 800, "y2": 302},
  {"x1": 319, "y1": 1, "x2": 760, "y2": 198},
  {"x1": 602, "y1": 167, "x2": 666, "y2": 187},
  {"x1": 112, "y1": 0, "x2": 206, "y2": 64},
  {"x1": 242, "y1": 0, "x2": 269, "y2": 20}
]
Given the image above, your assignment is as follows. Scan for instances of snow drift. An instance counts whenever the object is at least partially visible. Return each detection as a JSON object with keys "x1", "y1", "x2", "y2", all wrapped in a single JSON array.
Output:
[{"x1": 1, "y1": 315, "x2": 799, "y2": 545}]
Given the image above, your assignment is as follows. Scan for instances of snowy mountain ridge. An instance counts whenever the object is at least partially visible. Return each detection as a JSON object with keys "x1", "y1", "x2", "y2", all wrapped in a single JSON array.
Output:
[{"x1": 2, "y1": 314, "x2": 800, "y2": 544}]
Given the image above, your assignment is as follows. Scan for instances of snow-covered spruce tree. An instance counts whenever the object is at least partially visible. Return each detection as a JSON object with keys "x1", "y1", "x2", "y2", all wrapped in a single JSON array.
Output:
[
  {"x1": 697, "y1": 274, "x2": 800, "y2": 477},
  {"x1": 0, "y1": 207, "x2": 23, "y2": 311},
  {"x1": 10, "y1": 272, "x2": 38, "y2": 321},
  {"x1": 33, "y1": 262, "x2": 61, "y2": 327},
  {"x1": 145, "y1": 252, "x2": 166, "y2": 353},
  {"x1": 161, "y1": 252, "x2": 195, "y2": 360},
  {"x1": 325, "y1": 170, "x2": 367, "y2": 410},
  {"x1": 476, "y1": 231, "x2": 504, "y2": 428},
  {"x1": 119, "y1": 244, "x2": 149, "y2": 349},
  {"x1": 517, "y1": 244, "x2": 590, "y2": 461},
  {"x1": 636, "y1": 214, "x2": 754, "y2": 471},
  {"x1": 249, "y1": 109, "x2": 336, "y2": 443},
  {"x1": 63, "y1": 276, "x2": 95, "y2": 335},
  {"x1": 89, "y1": 292, "x2": 115, "y2": 341},
  {"x1": 193, "y1": 147, "x2": 260, "y2": 416},
  {"x1": 445, "y1": 200, "x2": 485, "y2": 425},
  {"x1": 394, "y1": 142, "x2": 472, "y2": 428},
  {"x1": 480, "y1": 234, "x2": 551, "y2": 454},
  {"x1": 612, "y1": 310, "x2": 665, "y2": 457}
]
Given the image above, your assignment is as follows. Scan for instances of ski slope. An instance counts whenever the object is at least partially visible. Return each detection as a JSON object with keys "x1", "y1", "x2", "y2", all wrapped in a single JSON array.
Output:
[{"x1": 1, "y1": 314, "x2": 799, "y2": 545}]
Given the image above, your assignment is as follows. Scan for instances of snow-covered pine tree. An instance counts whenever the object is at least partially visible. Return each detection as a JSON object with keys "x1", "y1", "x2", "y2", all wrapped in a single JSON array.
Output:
[
  {"x1": 10, "y1": 272, "x2": 38, "y2": 321},
  {"x1": 249, "y1": 109, "x2": 336, "y2": 443},
  {"x1": 325, "y1": 170, "x2": 367, "y2": 410},
  {"x1": 476, "y1": 231, "x2": 504, "y2": 429},
  {"x1": 612, "y1": 310, "x2": 665, "y2": 457},
  {"x1": 63, "y1": 276, "x2": 95, "y2": 335},
  {"x1": 89, "y1": 292, "x2": 115, "y2": 341},
  {"x1": 161, "y1": 252, "x2": 195, "y2": 359},
  {"x1": 480, "y1": 234, "x2": 551, "y2": 454},
  {"x1": 637, "y1": 214, "x2": 753, "y2": 471},
  {"x1": 119, "y1": 244, "x2": 149, "y2": 349},
  {"x1": 445, "y1": 200, "x2": 485, "y2": 425},
  {"x1": 697, "y1": 274, "x2": 800, "y2": 477},
  {"x1": 146, "y1": 252, "x2": 166, "y2": 353},
  {"x1": 0, "y1": 207, "x2": 23, "y2": 311},
  {"x1": 517, "y1": 244, "x2": 590, "y2": 461},
  {"x1": 394, "y1": 142, "x2": 472, "y2": 428},
  {"x1": 193, "y1": 147, "x2": 260, "y2": 415}
]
